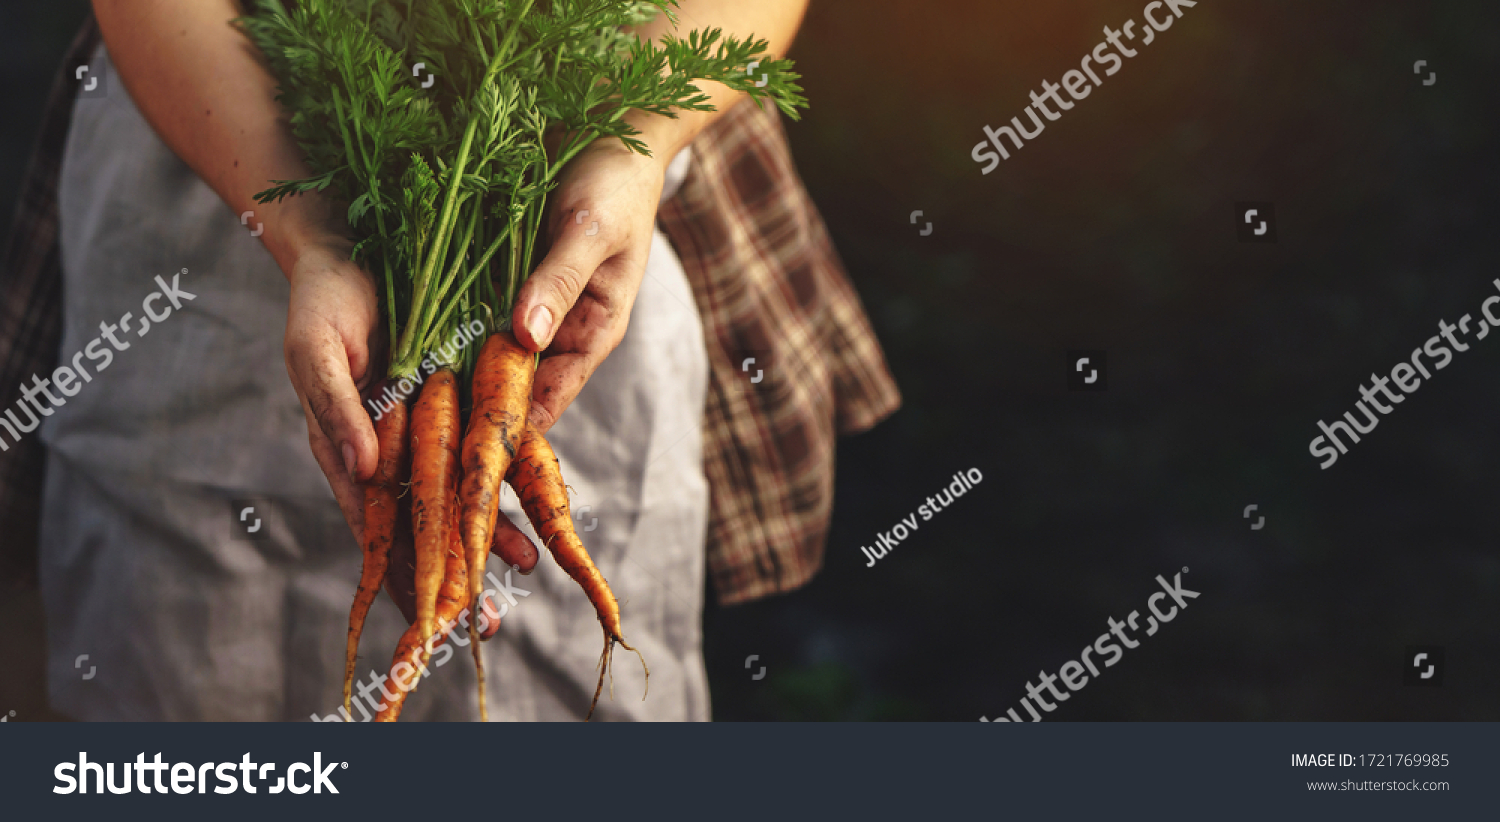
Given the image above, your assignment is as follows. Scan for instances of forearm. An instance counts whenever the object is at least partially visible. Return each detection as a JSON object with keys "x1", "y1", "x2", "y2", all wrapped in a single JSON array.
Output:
[
  {"x1": 626, "y1": 0, "x2": 809, "y2": 163},
  {"x1": 91, "y1": 0, "x2": 345, "y2": 276}
]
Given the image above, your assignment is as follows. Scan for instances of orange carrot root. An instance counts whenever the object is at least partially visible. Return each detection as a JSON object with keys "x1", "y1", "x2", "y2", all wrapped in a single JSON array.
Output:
[
  {"x1": 459, "y1": 331, "x2": 534, "y2": 722},
  {"x1": 374, "y1": 495, "x2": 468, "y2": 722},
  {"x1": 345, "y1": 386, "x2": 409, "y2": 714},
  {"x1": 507, "y1": 423, "x2": 647, "y2": 720},
  {"x1": 411, "y1": 368, "x2": 461, "y2": 650}
]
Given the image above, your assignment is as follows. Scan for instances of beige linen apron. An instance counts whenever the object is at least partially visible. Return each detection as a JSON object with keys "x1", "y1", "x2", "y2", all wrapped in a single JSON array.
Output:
[{"x1": 40, "y1": 44, "x2": 710, "y2": 722}]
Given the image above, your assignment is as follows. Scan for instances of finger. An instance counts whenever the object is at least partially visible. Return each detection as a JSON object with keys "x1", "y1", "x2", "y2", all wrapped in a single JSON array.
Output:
[
  {"x1": 491, "y1": 512, "x2": 539, "y2": 574},
  {"x1": 382, "y1": 494, "x2": 417, "y2": 625},
  {"x1": 302, "y1": 402, "x2": 365, "y2": 544},
  {"x1": 511, "y1": 208, "x2": 614, "y2": 352},
  {"x1": 527, "y1": 346, "x2": 601, "y2": 436},
  {"x1": 479, "y1": 594, "x2": 502, "y2": 641},
  {"x1": 525, "y1": 272, "x2": 634, "y2": 434},
  {"x1": 287, "y1": 325, "x2": 379, "y2": 482}
]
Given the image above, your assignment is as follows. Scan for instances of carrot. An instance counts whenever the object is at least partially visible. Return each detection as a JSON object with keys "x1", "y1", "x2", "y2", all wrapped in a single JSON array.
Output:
[
  {"x1": 380, "y1": 489, "x2": 416, "y2": 626},
  {"x1": 374, "y1": 495, "x2": 468, "y2": 722},
  {"x1": 507, "y1": 423, "x2": 647, "y2": 720},
  {"x1": 344, "y1": 384, "x2": 409, "y2": 714},
  {"x1": 410, "y1": 367, "x2": 462, "y2": 647},
  {"x1": 458, "y1": 331, "x2": 534, "y2": 721}
]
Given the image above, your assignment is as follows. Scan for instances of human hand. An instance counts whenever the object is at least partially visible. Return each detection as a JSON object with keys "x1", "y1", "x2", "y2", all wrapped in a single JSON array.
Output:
[
  {"x1": 510, "y1": 139, "x2": 670, "y2": 433},
  {"x1": 282, "y1": 240, "x2": 382, "y2": 545},
  {"x1": 282, "y1": 238, "x2": 536, "y2": 640}
]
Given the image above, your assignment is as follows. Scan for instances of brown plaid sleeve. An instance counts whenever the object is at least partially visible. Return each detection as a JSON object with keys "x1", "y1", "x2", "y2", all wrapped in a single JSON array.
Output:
[
  {"x1": 657, "y1": 99, "x2": 902, "y2": 606},
  {"x1": 0, "y1": 18, "x2": 100, "y2": 587}
]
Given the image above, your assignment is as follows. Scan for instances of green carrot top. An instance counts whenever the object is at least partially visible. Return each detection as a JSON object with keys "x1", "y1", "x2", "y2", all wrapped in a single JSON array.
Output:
[{"x1": 237, "y1": 0, "x2": 805, "y2": 380}]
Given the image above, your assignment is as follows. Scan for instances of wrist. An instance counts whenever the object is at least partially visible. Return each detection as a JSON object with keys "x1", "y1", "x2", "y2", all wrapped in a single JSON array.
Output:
[
  {"x1": 624, "y1": 107, "x2": 709, "y2": 168},
  {"x1": 260, "y1": 192, "x2": 353, "y2": 280}
]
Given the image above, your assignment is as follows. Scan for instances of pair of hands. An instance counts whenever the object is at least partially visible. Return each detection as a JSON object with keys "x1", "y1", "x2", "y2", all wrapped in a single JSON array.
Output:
[{"x1": 282, "y1": 140, "x2": 669, "y2": 624}]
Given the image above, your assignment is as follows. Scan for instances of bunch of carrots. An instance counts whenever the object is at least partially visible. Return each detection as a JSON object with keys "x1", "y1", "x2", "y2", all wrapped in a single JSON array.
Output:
[
  {"x1": 240, "y1": 0, "x2": 802, "y2": 720},
  {"x1": 357, "y1": 331, "x2": 632, "y2": 721}
]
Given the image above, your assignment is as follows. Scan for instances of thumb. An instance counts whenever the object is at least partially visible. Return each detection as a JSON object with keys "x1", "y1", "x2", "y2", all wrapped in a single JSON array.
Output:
[{"x1": 511, "y1": 208, "x2": 610, "y2": 352}]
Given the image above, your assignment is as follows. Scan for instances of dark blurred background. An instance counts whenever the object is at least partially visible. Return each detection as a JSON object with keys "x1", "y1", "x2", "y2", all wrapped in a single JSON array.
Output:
[{"x1": 5, "y1": 0, "x2": 1499, "y2": 722}]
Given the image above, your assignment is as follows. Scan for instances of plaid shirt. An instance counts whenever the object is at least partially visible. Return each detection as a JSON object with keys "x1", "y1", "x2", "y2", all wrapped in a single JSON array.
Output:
[{"x1": 0, "y1": 17, "x2": 899, "y2": 606}]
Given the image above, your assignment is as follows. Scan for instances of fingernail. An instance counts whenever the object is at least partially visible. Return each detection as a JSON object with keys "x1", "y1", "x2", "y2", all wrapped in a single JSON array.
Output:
[
  {"x1": 527, "y1": 305, "x2": 554, "y2": 346},
  {"x1": 342, "y1": 443, "x2": 357, "y2": 478}
]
